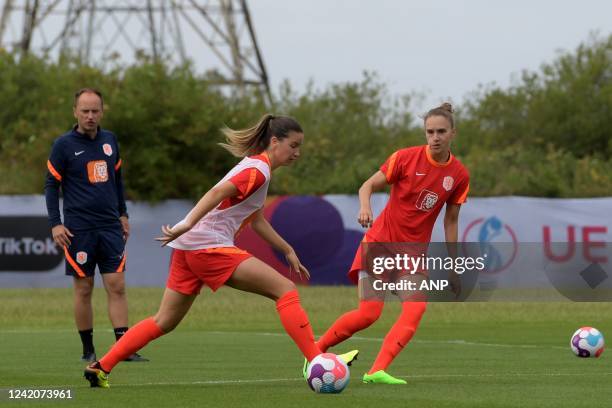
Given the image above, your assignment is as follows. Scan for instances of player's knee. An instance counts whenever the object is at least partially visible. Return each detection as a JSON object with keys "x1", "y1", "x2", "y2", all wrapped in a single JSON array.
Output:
[
  {"x1": 153, "y1": 314, "x2": 176, "y2": 333},
  {"x1": 74, "y1": 285, "x2": 94, "y2": 299},
  {"x1": 104, "y1": 276, "x2": 126, "y2": 298},
  {"x1": 269, "y1": 277, "x2": 297, "y2": 301},
  {"x1": 107, "y1": 284, "x2": 126, "y2": 298},
  {"x1": 278, "y1": 280, "x2": 297, "y2": 298}
]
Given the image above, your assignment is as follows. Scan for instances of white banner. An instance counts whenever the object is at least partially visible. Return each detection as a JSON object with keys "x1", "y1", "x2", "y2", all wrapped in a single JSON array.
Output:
[{"x1": 0, "y1": 195, "x2": 610, "y2": 287}]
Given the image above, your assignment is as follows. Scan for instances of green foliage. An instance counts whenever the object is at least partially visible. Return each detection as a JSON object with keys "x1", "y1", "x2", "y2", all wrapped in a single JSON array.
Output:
[
  {"x1": 271, "y1": 74, "x2": 420, "y2": 194},
  {"x1": 458, "y1": 33, "x2": 612, "y2": 197},
  {"x1": 1, "y1": 33, "x2": 611, "y2": 199}
]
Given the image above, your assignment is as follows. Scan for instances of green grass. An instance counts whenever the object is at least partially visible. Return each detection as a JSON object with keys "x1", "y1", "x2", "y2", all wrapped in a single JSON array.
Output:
[{"x1": 1, "y1": 287, "x2": 611, "y2": 407}]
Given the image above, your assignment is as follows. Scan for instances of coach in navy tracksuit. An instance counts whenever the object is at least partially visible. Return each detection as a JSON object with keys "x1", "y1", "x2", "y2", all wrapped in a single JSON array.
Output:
[{"x1": 45, "y1": 88, "x2": 147, "y2": 363}]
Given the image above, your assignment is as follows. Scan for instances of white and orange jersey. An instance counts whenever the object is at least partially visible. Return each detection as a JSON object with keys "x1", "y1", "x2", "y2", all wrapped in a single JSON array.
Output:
[{"x1": 168, "y1": 153, "x2": 271, "y2": 251}]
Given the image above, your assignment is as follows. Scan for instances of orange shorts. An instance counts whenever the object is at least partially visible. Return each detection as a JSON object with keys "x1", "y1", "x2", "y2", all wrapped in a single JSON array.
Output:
[
  {"x1": 347, "y1": 243, "x2": 428, "y2": 284},
  {"x1": 167, "y1": 247, "x2": 253, "y2": 295},
  {"x1": 347, "y1": 247, "x2": 363, "y2": 284}
]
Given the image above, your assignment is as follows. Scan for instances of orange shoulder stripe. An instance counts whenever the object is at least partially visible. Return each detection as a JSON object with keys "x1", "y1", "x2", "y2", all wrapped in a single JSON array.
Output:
[
  {"x1": 385, "y1": 151, "x2": 398, "y2": 182},
  {"x1": 115, "y1": 158, "x2": 122, "y2": 171},
  {"x1": 455, "y1": 183, "x2": 470, "y2": 204},
  {"x1": 243, "y1": 168, "x2": 258, "y2": 197},
  {"x1": 47, "y1": 160, "x2": 62, "y2": 182}
]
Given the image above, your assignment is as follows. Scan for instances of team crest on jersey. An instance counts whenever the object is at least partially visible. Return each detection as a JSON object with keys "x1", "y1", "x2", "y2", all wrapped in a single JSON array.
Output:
[
  {"x1": 442, "y1": 176, "x2": 454, "y2": 191},
  {"x1": 415, "y1": 189, "x2": 438, "y2": 211},
  {"x1": 87, "y1": 160, "x2": 108, "y2": 183},
  {"x1": 76, "y1": 251, "x2": 88, "y2": 265},
  {"x1": 102, "y1": 143, "x2": 113, "y2": 156}
]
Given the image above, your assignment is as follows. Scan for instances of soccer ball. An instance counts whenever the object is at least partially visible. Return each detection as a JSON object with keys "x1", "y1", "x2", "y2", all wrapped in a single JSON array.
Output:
[
  {"x1": 570, "y1": 327, "x2": 605, "y2": 358},
  {"x1": 306, "y1": 353, "x2": 350, "y2": 393}
]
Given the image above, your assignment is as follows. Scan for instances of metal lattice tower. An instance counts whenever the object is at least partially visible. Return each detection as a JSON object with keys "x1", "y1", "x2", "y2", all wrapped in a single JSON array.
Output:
[{"x1": 0, "y1": 0, "x2": 271, "y2": 104}]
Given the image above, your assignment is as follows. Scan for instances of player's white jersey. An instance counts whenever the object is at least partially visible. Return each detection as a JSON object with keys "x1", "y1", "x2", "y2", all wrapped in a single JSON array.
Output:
[{"x1": 168, "y1": 156, "x2": 270, "y2": 250}]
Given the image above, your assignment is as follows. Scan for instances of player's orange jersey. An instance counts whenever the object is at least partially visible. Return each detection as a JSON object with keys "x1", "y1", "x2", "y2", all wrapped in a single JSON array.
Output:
[{"x1": 366, "y1": 145, "x2": 469, "y2": 244}]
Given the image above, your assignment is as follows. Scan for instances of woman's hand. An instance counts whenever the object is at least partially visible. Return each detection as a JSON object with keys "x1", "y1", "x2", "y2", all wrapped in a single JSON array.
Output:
[
  {"x1": 285, "y1": 250, "x2": 310, "y2": 280},
  {"x1": 358, "y1": 207, "x2": 374, "y2": 228},
  {"x1": 155, "y1": 220, "x2": 192, "y2": 246}
]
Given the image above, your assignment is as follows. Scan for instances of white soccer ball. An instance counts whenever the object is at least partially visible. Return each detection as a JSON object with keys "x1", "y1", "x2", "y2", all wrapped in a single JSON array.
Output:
[
  {"x1": 306, "y1": 353, "x2": 350, "y2": 393},
  {"x1": 570, "y1": 327, "x2": 605, "y2": 358}
]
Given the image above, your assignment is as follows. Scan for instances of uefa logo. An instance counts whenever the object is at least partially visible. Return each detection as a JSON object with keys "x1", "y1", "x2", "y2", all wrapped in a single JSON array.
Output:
[{"x1": 462, "y1": 216, "x2": 518, "y2": 274}]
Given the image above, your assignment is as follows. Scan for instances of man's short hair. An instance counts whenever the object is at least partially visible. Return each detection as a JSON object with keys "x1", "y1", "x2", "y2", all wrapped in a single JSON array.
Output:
[{"x1": 74, "y1": 88, "x2": 104, "y2": 108}]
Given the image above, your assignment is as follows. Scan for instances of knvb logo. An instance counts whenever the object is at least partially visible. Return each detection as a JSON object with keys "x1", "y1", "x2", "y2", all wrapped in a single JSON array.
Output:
[{"x1": 0, "y1": 217, "x2": 63, "y2": 272}]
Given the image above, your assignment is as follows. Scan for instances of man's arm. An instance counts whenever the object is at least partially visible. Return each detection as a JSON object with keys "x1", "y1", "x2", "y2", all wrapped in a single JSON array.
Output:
[
  {"x1": 114, "y1": 143, "x2": 129, "y2": 239},
  {"x1": 44, "y1": 163, "x2": 63, "y2": 228},
  {"x1": 45, "y1": 142, "x2": 73, "y2": 247}
]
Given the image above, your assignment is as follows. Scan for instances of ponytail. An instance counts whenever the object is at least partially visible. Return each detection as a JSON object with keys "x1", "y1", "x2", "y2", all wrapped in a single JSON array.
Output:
[{"x1": 219, "y1": 114, "x2": 303, "y2": 157}]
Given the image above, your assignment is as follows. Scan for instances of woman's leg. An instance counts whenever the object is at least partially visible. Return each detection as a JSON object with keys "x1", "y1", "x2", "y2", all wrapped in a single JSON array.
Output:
[
  {"x1": 367, "y1": 273, "x2": 428, "y2": 374},
  {"x1": 97, "y1": 288, "x2": 196, "y2": 373},
  {"x1": 225, "y1": 257, "x2": 321, "y2": 361},
  {"x1": 316, "y1": 273, "x2": 385, "y2": 352}
]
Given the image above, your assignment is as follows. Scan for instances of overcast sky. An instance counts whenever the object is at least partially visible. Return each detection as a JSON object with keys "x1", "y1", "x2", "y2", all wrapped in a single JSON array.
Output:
[
  {"x1": 1, "y1": 0, "x2": 609, "y2": 115},
  {"x1": 247, "y1": 0, "x2": 611, "y2": 113}
]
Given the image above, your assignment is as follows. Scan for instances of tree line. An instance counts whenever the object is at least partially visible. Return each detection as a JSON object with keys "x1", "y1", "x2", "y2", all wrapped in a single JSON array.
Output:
[{"x1": 1, "y1": 34, "x2": 610, "y2": 199}]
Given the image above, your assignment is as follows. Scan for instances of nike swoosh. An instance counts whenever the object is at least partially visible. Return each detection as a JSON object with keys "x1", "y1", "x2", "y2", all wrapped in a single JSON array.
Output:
[
  {"x1": 75, "y1": 151, "x2": 85, "y2": 156},
  {"x1": 416, "y1": 172, "x2": 426, "y2": 176},
  {"x1": 299, "y1": 323, "x2": 310, "y2": 329}
]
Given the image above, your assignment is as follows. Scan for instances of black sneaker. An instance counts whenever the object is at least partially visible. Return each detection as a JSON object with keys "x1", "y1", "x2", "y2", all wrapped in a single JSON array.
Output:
[
  {"x1": 123, "y1": 352, "x2": 149, "y2": 362},
  {"x1": 81, "y1": 352, "x2": 97, "y2": 362}
]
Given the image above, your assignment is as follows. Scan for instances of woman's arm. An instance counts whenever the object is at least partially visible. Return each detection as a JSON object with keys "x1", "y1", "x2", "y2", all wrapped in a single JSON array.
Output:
[
  {"x1": 357, "y1": 170, "x2": 388, "y2": 228},
  {"x1": 250, "y1": 209, "x2": 310, "y2": 279},
  {"x1": 156, "y1": 181, "x2": 238, "y2": 246},
  {"x1": 444, "y1": 203, "x2": 462, "y2": 297}
]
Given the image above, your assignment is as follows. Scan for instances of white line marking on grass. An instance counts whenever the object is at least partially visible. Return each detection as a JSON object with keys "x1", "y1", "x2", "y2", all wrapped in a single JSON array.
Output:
[
  {"x1": 0, "y1": 329, "x2": 565, "y2": 350},
  {"x1": 103, "y1": 371, "x2": 612, "y2": 388},
  {"x1": 403, "y1": 372, "x2": 612, "y2": 379},
  {"x1": 206, "y1": 331, "x2": 567, "y2": 350},
  {"x1": 116, "y1": 378, "x2": 304, "y2": 387}
]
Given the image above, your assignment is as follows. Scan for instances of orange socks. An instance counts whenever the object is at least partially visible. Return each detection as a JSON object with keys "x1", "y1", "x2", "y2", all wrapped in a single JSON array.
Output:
[
  {"x1": 316, "y1": 300, "x2": 384, "y2": 352},
  {"x1": 99, "y1": 317, "x2": 163, "y2": 373},
  {"x1": 276, "y1": 290, "x2": 321, "y2": 361},
  {"x1": 368, "y1": 301, "x2": 427, "y2": 374}
]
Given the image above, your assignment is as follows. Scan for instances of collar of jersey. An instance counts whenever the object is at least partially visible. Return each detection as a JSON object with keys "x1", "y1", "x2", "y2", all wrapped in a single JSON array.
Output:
[
  {"x1": 72, "y1": 124, "x2": 101, "y2": 140},
  {"x1": 249, "y1": 151, "x2": 271, "y2": 168},
  {"x1": 425, "y1": 145, "x2": 453, "y2": 168}
]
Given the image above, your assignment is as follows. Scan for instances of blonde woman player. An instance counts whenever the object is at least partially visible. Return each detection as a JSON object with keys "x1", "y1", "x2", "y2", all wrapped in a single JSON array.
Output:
[
  {"x1": 313, "y1": 103, "x2": 469, "y2": 384},
  {"x1": 84, "y1": 114, "x2": 358, "y2": 388}
]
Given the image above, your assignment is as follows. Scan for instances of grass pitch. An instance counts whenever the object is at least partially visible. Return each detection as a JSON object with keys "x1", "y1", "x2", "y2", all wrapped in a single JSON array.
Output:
[{"x1": 1, "y1": 287, "x2": 611, "y2": 407}]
